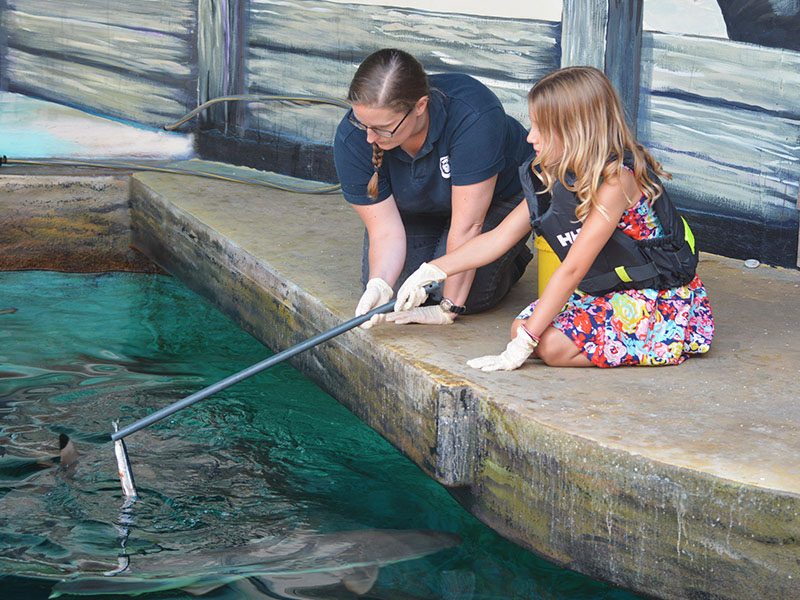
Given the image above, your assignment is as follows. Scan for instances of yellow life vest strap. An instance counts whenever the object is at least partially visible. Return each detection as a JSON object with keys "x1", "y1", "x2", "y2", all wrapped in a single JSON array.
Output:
[
  {"x1": 614, "y1": 266, "x2": 633, "y2": 283},
  {"x1": 682, "y1": 217, "x2": 696, "y2": 254}
]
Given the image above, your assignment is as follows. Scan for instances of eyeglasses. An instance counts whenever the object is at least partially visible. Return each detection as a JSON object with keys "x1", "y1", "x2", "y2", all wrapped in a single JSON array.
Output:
[{"x1": 348, "y1": 107, "x2": 413, "y2": 138}]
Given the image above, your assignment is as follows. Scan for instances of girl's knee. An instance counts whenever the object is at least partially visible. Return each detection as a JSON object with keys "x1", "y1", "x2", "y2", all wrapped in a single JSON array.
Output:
[
  {"x1": 535, "y1": 337, "x2": 560, "y2": 365},
  {"x1": 536, "y1": 328, "x2": 589, "y2": 367}
]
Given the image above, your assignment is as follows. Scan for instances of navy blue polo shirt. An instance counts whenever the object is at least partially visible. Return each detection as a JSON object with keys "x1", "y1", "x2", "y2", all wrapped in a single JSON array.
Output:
[{"x1": 334, "y1": 73, "x2": 531, "y2": 216}]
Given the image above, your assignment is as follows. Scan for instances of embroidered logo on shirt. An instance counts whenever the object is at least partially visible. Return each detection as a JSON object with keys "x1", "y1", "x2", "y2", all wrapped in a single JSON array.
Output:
[{"x1": 439, "y1": 155, "x2": 451, "y2": 179}]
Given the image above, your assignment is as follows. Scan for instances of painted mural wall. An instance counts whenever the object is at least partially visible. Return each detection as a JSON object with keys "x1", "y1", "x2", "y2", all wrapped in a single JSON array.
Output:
[
  {"x1": 639, "y1": 0, "x2": 799, "y2": 265},
  {"x1": 322, "y1": 0, "x2": 562, "y2": 20},
  {"x1": 0, "y1": 0, "x2": 196, "y2": 158},
  {"x1": 0, "y1": 0, "x2": 797, "y2": 265}
]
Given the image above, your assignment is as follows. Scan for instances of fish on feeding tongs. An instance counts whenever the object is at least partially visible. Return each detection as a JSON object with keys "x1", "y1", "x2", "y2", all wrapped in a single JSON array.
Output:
[{"x1": 112, "y1": 421, "x2": 137, "y2": 500}]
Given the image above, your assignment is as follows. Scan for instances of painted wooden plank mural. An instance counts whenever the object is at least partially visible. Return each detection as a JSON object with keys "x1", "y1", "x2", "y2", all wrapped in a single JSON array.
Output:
[
  {"x1": 638, "y1": 31, "x2": 800, "y2": 262},
  {"x1": 244, "y1": 0, "x2": 561, "y2": 146},
  {"x1": 197, "y1": 0, "x2": 246, "y2": 129},
  {"x1": 2, "y1": 0, "x2": 197, "y2": 126}
]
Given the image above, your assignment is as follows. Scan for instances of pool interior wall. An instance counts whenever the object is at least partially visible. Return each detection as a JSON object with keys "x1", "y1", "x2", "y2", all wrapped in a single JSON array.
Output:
[
  {"x1": 0, "y1": 172, "x2": 159, "y2": 273},
  {"x1": 2, "y1": 166, "x2": 799, "y2": 600}
]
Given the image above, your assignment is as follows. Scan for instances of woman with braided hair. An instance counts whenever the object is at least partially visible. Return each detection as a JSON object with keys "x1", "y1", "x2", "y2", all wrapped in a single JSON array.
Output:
[{"x1": 334, "y1": 48, "x2": 533, "y2": 328}]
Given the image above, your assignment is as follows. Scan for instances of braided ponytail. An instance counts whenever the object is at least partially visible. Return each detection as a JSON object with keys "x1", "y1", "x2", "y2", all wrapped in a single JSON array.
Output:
[
  {"x1": 347, "y1": 49, "x2": 429, "y2": 200},
  {"x1": 368, "y1": 144, "x2": 384, "y2": 199}
]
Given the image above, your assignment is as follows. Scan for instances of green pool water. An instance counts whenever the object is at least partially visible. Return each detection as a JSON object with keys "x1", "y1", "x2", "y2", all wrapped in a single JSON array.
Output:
[{"x1": 0, "y1": 271, "x2": 642, "y2": 599}]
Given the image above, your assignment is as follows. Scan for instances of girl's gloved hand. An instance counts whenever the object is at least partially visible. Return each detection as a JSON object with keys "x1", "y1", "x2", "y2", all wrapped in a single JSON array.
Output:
[
  {"x1": 394, "y1": 262, "x2": 448, "y2": 311},
  {"x1": 356, "y1": 278, "x2": 394, "y2": 329},
  {"x1": 385, "y1": 305, "x2": 455, "y2": 325},
  {"x1": 467, "y1": 327, "x2": 539, "y2": 371}
]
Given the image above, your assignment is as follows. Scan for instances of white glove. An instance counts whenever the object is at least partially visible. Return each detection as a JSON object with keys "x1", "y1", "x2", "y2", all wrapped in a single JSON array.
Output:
[
  {"x1": 385, "y1": 305, "x2": 455, "y2": 325},
  {"x1": 356, "y1": 278, "x2": 394, "y2": 329},
  {"x1": 394, "y1": 262, "x2": 448, "y2": 311},
  {"x1": 467, "y1": 327, "x2": 539, "y2": 372}
]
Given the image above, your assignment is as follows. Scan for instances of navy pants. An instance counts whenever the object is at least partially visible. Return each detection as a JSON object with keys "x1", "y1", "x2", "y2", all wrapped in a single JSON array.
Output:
[{"x1": 361, "y1": 194, "x2": 532, "y2": 314}]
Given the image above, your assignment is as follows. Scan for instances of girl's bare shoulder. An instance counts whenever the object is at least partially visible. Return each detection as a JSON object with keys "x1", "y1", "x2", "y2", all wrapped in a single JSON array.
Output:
[{"x1": 603, "y1": 164, "x2": 643, "y2": 205}]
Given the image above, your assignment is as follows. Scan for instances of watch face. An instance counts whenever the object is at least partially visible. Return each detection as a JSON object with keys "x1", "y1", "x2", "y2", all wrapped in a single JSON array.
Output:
[{"x1": 440, "y1": 298, "x2": 465, "y2": 314}]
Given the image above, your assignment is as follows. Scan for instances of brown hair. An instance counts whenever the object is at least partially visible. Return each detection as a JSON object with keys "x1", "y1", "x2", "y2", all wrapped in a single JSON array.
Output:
[
  {"x1": 528, "y1": 66, "x2": 669, "y2": 221},
  {"x1": 347, "y1": 49, "x2": 429, "y2": 199}
]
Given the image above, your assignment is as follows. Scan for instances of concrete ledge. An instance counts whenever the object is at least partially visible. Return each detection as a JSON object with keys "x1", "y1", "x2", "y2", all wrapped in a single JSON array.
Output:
[{"x1": 127, "y1": 168, "x2": 799, "y2": 600}]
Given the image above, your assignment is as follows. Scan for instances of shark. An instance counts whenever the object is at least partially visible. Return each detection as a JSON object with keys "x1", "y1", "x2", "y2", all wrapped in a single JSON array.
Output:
[
  {"x1": 0, "y1": 434, "x2": 462, "y2": 599},
  {"x1": 47, "y1": 527, "x2": 461, "y2": 598}
]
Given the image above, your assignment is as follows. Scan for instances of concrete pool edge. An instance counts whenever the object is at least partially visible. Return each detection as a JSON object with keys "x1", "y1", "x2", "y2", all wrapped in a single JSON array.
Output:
[{"x1": 125, "y1": 170, "x2": 798, "y2": 600}]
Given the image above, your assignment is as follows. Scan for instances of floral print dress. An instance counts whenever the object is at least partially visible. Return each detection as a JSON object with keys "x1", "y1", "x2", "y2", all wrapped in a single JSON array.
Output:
[{"x1": 517, "y1": 195, "x2": 715, "y2": 367}]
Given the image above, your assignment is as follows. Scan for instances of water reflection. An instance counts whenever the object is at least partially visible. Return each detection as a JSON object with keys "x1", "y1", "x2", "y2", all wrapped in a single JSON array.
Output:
[{"x1": 0, "y1": 403, "x2": 463, "y2": 599}]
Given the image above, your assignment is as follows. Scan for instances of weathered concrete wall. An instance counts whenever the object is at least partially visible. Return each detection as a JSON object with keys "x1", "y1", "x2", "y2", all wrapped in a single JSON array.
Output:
[
  {"x1": 128, "y1": 169, "x2": 800, "y2": 600},
  {"x1": 0, "y1": 173, "x2": 158, "y2": 272},
  {"x1": 467, "y1": 407, "x2": 799, "y2": 598}
]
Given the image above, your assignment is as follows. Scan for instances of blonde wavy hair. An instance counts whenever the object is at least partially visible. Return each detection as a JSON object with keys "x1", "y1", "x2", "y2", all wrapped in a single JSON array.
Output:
[{"x1": 528, "y1": 66, "x2": 669, "y2": 222}]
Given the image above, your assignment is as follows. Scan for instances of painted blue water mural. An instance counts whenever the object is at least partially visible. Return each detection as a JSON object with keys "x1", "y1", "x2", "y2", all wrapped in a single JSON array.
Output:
[
  {"x1": 0, "y1": 271, "x2": 642, "y2": 599},
  {"x1": 0, "y1": 92, "x2": 192, "y2": 159}
]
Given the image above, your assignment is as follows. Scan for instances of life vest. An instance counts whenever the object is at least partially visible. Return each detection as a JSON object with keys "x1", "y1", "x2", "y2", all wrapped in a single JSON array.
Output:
[{"x1": 518, "y1": 152, "x2": 698, "y2": 295}]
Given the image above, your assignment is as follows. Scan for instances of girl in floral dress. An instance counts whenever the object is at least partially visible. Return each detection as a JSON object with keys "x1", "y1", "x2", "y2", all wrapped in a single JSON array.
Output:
[{"x1": 391, "y1": 66, "x2": 714, "y2": 370}]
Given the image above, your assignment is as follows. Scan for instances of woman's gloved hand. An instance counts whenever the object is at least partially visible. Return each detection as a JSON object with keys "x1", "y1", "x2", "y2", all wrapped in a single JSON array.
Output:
[
  {"x1": 466, "y1": 327, "x2": 539, "y2": 371},
  {"x1": 385, "y1": 305, "x2": 454, "y2": 325},
  {"x1": 394, "y1": 262, "x2": 448, "y2": 311},
  {"x1": 356, "y1": 278, "x2": 394, "y2": 329}
]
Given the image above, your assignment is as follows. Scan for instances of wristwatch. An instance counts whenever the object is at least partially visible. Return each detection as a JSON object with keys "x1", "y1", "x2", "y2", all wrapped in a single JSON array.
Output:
[{"x1": 439, "y1": 297, "x2": 467, "y2": 315}]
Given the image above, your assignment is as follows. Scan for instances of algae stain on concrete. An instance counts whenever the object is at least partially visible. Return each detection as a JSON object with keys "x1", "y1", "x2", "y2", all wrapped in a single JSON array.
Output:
[{"x1": 0, "y1": 174, "x2": 159, "y2": 272}]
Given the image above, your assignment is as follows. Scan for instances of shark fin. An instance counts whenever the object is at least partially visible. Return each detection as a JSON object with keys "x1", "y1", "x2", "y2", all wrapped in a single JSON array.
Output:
[
  {"x1": 59, "y1": 434, "x2": 79, "y2": 469},
  {"x1": 181, "y1": 583, "x2": 227, "y2": 596},
  {"x1": 342, "y1": 566, "x2": 379, "y2": 595}
]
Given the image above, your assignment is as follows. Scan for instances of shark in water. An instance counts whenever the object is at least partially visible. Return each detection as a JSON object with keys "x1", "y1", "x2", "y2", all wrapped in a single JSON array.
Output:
[
  {"x1": 0, "y1": 435, "x2": 463, "y2": 599},
  {"x1": 47, "y1": 527, "x2": 461, "y2": 598}
]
